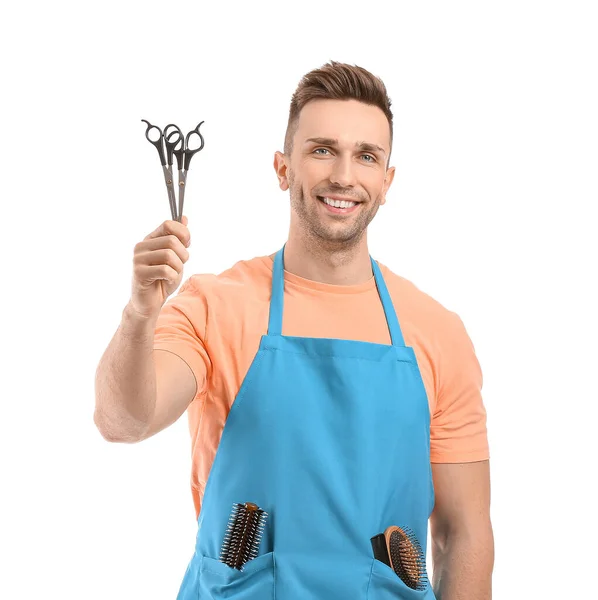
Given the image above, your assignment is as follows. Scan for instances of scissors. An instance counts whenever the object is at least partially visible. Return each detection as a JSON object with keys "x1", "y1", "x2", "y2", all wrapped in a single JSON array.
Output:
[{"x1": 141, "y1": 120, "x2": 205, "y2": 222}]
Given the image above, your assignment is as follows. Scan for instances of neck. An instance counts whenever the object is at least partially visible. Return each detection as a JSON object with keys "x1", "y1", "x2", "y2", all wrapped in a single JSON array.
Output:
[{"x1": 278, "y1": 230, "x2": 373, "y2": 286}]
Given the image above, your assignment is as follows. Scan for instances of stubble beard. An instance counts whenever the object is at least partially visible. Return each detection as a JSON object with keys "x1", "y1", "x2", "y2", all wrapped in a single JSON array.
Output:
[{"x1": 288, "y1": 171, "x2": 381, "y2": 252}]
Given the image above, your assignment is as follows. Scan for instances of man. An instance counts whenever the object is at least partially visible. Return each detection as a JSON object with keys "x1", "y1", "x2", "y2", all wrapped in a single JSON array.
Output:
[{"x1": 95, "y1": 61, "x2": 494, "y2": 599}]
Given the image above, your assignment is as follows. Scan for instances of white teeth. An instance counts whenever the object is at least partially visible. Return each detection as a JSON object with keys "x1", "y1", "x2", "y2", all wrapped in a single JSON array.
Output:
[{"x1": 322, "y1": 197, "x2": 356, "y2": 209}]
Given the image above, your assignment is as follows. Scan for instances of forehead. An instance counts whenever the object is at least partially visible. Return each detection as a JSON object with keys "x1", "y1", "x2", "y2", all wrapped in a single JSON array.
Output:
[{"x1": 295, "y1": 99, "x2": 390, "y2": 150}]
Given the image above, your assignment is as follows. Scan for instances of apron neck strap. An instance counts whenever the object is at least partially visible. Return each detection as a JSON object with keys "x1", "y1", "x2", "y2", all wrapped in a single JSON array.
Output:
[{"x1": 267, "y1": 245, "x2": 405, "y2": 347}]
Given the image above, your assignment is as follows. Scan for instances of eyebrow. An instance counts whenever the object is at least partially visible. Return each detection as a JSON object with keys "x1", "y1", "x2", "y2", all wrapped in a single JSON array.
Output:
[{"x1": 304, "y1": 137, "x2": 387, "y2": 157}]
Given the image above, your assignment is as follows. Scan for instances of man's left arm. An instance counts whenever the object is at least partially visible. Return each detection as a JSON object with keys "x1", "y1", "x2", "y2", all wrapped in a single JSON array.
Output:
[
  {"x1": 428, "y1": 310, "x2": 494, "y2": 599},
  {"x1": 429, "y1": 460, "x2": 494, "y2": 599}
]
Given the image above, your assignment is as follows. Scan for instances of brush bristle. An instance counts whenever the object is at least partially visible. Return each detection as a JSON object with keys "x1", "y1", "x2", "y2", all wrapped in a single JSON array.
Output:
[
  {"x1": 387, "y1": 526, "x2": 427, "y2": 591},
  {"x1": 220, "y1": 502, "x2": 268, "y2": 571}
]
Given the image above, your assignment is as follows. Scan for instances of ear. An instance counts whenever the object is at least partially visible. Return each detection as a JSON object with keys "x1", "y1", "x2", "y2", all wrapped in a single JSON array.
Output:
[
  {"x1": 273, "y1": 151, "x2": 289, "y2": 191},
  {"x1": 379, "y1": 165, "x2": 396, "y2": 206}
]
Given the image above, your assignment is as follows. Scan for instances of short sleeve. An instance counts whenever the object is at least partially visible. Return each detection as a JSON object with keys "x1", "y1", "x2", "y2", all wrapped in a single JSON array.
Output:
[
  {"x1": 153, "y1": 276, "x2": 211, "y2": 400},
  {"x1": 430, "y1": 312, "x2": 489, "y2": 463}
]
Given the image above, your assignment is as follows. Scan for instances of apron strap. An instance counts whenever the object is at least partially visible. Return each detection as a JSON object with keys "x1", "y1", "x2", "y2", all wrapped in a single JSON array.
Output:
[
  {"x1": 267, "y1": 246, "x2": 406, "y2": 347},
  {"x1": 267, "y1": 247, "x2": 286, "y2": 337},
  {"x1": 370, "y1": 257, "x2": 405, "y2": 347}
]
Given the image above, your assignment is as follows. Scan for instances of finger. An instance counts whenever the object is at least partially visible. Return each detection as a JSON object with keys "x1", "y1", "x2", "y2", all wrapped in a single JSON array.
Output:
[
  {"x1": 144, "y1": 219, "x2": 190, "y2": 246},
  {"x1": 136, "y1": 235, "x2": 190, "y2": 261},
  {"x1": 138, "y1": 248, "x2": 185, "y2": 273},
  {"x1": 135, "y1": 263, "x2": 180, "y2": 285}
]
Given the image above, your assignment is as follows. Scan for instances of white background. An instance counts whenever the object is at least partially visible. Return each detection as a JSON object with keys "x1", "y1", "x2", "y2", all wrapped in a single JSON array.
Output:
[{"x1": 1, "y1": 1, "x2": 596, "y2": 598}]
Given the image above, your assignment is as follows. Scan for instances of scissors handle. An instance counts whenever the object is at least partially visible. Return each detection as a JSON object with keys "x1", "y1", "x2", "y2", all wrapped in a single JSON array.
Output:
[
  {"x1": 164, "y1": 124, "x2": 184, "y2": 170},
  {"x1": 141, "y1": 119, "x2": 166, "y2": 166},
  {"x1": 184, "y1": 121, "x2": 205, "y2": 171}
]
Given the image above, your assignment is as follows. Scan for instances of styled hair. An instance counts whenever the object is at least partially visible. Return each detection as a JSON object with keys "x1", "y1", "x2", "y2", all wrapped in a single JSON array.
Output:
[{"x1": 284, "y1": 61, "x2": 393, "y2": 165}]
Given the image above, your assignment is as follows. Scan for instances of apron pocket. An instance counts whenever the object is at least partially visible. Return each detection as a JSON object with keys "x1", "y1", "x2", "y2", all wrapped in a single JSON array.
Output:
[
  {"x1": 199, "y1": 551, "x2": 275, "y2": 599},
  {"x1": 367, "y1": 558, "x2": 432, "y2": 599}
]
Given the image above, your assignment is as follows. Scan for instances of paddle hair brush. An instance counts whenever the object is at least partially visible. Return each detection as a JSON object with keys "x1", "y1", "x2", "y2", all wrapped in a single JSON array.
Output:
[
  {"x1": 385, "y1": 525, "x2": 428, "y2": 591},
  {"x1": 220, "y1": 502, "x2": 268, "y2": 571}
]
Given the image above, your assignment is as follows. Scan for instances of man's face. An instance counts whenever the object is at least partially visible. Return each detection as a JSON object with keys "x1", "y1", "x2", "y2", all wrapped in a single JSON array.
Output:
[{"x1": 275, "y1": 99, "x2": 395, "y2": 247}]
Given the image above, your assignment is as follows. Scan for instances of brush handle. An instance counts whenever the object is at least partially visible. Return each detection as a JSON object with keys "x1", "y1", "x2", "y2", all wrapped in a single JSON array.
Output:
[{"x1": 370, "y1": 533, "x2": 391, "y2": 566}]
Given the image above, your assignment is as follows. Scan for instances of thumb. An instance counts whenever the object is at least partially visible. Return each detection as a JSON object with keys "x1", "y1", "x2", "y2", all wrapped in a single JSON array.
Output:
[{"x1": 182, "y1": 215, "x2": 188, "y2": 226}]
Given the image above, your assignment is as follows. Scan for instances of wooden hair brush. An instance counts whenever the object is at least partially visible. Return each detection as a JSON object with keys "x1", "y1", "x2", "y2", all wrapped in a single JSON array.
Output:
[{"x1": 371, "y1": 525, "x2": 428, "y2": 590}]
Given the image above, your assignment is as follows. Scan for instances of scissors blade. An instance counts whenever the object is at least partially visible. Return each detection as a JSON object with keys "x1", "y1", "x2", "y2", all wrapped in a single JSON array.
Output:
[
  {"x1": 161, "y1": 165, "x2": 178, "y2": 221},
  {"x1": 177, "y1": 170, "x2": 188, "y2": 221}
]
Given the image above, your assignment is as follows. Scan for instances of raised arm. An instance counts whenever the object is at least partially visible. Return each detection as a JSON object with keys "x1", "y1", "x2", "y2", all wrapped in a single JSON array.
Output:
[
  {"x1": 94, "y1": 303, "x2": 198, "y2": 443},
  {"x1": 94, "y1": 218, "x2": 198, "y2": 443}
]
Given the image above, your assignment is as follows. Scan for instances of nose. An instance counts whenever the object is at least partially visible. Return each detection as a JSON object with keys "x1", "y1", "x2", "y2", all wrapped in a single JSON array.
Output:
[{"x1": 329, "y1": 155, "x2": 357, "y2": 188}]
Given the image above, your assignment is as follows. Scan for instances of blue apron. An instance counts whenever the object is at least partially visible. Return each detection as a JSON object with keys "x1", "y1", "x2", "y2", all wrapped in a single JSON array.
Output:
[{"x1": 176, "y1": 247, "x2": 436, "y2": 599}]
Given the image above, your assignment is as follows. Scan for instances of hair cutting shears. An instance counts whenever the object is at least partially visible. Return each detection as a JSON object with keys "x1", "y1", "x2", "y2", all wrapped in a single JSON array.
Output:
[{"x1": 141, "y1": 119, "x2": 205, "y2": 222}]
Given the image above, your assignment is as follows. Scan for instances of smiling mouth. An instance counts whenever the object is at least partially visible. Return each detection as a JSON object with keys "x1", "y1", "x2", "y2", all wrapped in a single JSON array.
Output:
[{"x1": 317, "y1": 196, "x2": 359, "y2": 212}]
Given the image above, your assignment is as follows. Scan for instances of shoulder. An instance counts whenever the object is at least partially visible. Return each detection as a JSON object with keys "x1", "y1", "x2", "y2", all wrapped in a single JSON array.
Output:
[
  {"x1": 376, "y1": 261, "x2": 476, "y2": 372},
  {"x1": 377, "y1": 261, "x2": 461, "y2": 331}
]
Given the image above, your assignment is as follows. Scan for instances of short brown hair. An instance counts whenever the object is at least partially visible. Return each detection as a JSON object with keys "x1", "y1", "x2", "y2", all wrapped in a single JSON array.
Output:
[{"x1": 284, "y1": 61, "x2": 394, "y2": 165}]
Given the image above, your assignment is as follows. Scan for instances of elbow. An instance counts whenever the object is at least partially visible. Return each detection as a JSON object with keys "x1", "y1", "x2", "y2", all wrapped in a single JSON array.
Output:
[
  {"x1": 431, "y1": 512, "x2": 494, "y2": 556},
  {"x1": 432, "y1": 519, "x2": 495, "y2": 567},
  {"x1": 93, "y1": 408, "x2": 148, "y2": 444}
]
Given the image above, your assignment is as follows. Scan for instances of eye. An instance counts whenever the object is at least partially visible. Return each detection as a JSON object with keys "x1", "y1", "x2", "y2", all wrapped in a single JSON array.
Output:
[
  {"x1": 313, "y1": 148, "x2": 330, "y2": 155},
  {"x1": 361, "y1": 154, "x2": 376, "y2": 163}
]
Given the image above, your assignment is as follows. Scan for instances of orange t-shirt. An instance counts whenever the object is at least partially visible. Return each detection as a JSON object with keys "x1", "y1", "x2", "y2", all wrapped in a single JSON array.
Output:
[{"x1": 153, "y1": 255, "x2": 489, "y2": 518}]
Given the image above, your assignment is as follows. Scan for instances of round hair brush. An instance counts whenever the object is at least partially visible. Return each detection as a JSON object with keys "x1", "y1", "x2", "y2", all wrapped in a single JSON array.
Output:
[
  {"x1": 384, "y1": 525, "x2": 428, "y2": 591},
  {"x1": 219, "y1": 502, "x2": 268, "y2": 571}
]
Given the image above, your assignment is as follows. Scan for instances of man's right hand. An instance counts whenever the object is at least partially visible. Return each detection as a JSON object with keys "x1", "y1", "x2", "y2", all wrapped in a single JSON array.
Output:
[{"x1": 129, "y1": 216, "x2": 191, "y2": 320}]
